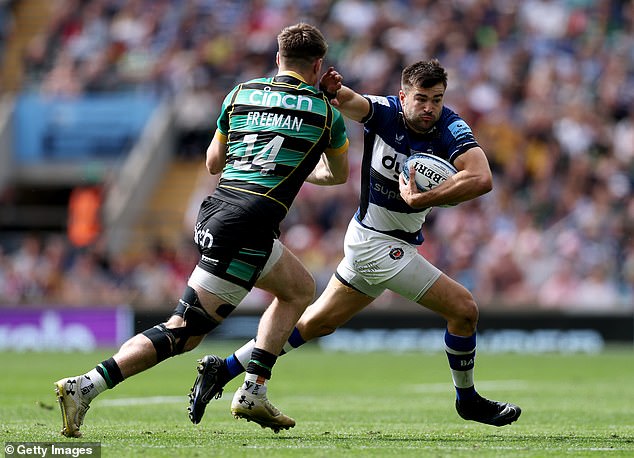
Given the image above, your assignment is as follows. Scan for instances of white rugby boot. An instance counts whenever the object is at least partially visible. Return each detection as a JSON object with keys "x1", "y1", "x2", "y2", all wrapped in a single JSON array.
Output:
[
  {"x1": 230, "y1": 386, "x2": 295, "y2": 433},
  {"x1": 54, "y1": 376, "x2": 91, "y2": 437}
]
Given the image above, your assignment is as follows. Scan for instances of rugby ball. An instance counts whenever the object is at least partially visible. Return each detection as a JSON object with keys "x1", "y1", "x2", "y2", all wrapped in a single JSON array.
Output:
[{"x1": 402, "y1": 153, "x2": 457, "y2": 192}]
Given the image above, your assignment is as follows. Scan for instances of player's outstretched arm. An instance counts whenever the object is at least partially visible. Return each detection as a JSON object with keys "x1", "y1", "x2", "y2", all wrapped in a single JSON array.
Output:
[{"x1": 319, "y1": 67, "x2": 370, "y2": 122}]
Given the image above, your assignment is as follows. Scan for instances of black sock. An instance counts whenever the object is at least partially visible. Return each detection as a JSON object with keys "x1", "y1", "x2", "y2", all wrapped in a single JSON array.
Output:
[
  {"x1": 246, "y1": 348, "x2": 277, "y2": 380},
  {"x1": 96, "y1": 357, "x2": 124, "y2": 389}
]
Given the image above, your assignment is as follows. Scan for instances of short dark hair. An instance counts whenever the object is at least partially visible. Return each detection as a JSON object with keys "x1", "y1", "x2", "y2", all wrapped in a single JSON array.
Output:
[
  {"x1": 277, "y1": 23, "x2": 328, "y2": 66},
  {"x1": 401, "y1": 59, "x2": 448, "y2": 91}
]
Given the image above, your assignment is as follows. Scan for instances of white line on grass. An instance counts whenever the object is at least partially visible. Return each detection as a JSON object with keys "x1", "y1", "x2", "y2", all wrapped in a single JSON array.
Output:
[
  {"x1": 94, "y1": 380, "x2": 528, "y2": 407},
  {"x1": 96, "y1": 396, "x2": 186, "y2": 406},
  {"x1": 411, "y1": 380, "x2": 529, "y2": 393}
]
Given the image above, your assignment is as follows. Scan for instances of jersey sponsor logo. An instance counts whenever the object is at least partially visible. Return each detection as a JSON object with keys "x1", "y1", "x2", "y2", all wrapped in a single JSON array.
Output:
[
  {"x1": 248, "y1": 87, "x2": 313, "y2": 111},
  {"x1": 389, "y1": 247, "x2": 404, "y2": 260},
  {"x1": 448, "y1": 120, "x2": 472, "y2": 139},
  {"x1": 370, "y1": 137, "x2": 408, "y2": 181},
  {"x1": 366, "y1": 95, "x2": 390, "y2": 106},
  {"x1": 246, "y1": 111, "x2": 304, "y2": 132},
  {"x1": 372, "y1": 181, "x2": 400, "y2": 201}
]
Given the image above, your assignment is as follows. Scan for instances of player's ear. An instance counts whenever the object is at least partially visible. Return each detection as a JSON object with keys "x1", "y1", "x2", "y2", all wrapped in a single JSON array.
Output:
[
  {"x1": 313, "y1": 58, "x2": 323, "y2": 75},
  {"x1": 276, "y1": 52, "x2": 280, "y2": 67}
]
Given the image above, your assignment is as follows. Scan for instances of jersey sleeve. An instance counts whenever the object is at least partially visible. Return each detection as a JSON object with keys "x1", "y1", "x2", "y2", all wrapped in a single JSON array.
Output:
[
  {"x1": 215, "y1": 85, "x2": 240, "y2": 136},
  {"x1": 361, "y1": 95, "x2": 400, "y2": 131},
  {"x1": 443, "y1": 112, "x2": 480, "y2": 163},
  {"x1": 327, "y1": 107, "x2": 349, "y2": 154}
]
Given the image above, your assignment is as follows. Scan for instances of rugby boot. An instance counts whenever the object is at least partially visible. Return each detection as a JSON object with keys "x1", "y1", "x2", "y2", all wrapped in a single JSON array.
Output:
[
  {"x1": 455, "y1": 393, "x2": 521, "y2": 426},
  {"x1": 230, "y1": 386, "x2": 295, "y2": 433},
  {"x1": 188, "y1": 355, "x2": 228, "y2": 424},
  {"x1": 54, "y1": 376, "x2": 91, "y2": 437}
]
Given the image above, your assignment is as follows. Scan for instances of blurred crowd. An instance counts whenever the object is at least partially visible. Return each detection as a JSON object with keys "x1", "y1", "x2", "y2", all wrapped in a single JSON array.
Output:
[{"x1": 1, "y1": 0, "x2": 633, "y2": 311}]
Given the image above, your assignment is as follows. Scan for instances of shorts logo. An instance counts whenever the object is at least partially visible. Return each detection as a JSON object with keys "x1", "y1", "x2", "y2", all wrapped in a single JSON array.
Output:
[
  {"x1": 354, "y1": 259, "x2": 380, "y2": 273},
  {"x1": 194, "y1": 222, "x2": 214, "y2": 249},
  {"x1": 389, "y1": 247, "x2": 404, "y2": 260}
]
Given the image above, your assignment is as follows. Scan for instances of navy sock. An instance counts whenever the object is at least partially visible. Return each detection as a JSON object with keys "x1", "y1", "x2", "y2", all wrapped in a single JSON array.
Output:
[
  {"x1": 280, "y1": 327, "x2": 307, "y2": 355},
  {"x1": 225, "y1": 354, "x2": 245, "y2": 378},
  {"x1": 286, "y1": 327, "x2": 305, "y2": 349},
  {"x1": 444, "y1": 330, "x2": 477, "y2": 400}
]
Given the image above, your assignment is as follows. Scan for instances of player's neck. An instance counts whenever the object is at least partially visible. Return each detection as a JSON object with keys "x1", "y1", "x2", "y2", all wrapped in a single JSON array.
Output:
[{"x1": 277, "y1": 68, "x2": 316, "y2": 86}]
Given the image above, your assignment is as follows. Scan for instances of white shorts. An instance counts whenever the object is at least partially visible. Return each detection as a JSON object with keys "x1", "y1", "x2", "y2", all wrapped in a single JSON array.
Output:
[
  {"x1": 188, "y1": 238, "x2": 284, "y2": 305},
  {"x1": 336, "y1": 219, "x2": 441, "y2": 301}
]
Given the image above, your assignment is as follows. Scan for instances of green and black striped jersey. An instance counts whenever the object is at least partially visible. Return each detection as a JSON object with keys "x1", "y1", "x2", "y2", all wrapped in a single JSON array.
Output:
[{"x1": 213, "y1": 72, "x2": 348, "y2": 224}]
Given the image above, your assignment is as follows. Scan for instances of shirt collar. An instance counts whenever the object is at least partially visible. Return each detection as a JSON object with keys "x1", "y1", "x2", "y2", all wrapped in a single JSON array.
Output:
[{"x1": 277, "y1": 70, "x2": 309, "y2": 84}]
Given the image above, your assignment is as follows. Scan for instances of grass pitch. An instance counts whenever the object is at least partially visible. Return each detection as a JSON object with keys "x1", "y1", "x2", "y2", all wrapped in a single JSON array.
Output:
[{"x1": 1, "y1": 342, "x2": 633, "y2": 457}]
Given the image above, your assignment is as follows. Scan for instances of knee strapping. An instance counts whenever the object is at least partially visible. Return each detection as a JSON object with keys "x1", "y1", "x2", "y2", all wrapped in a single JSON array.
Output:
[
  {"x1": 142, "y1": 324, "x2": 183, "y2": 362},
  {"x1": 174, "y1": 286, "x2": 225, "y2": 335},
  {"x1": 143, "y1": 287, "x2": 225, "y2": 361}
]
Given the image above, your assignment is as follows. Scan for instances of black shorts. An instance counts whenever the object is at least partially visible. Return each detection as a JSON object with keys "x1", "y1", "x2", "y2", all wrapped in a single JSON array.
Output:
[{"x1": 193, "y1": 196, "x2": 277, "y2": 290}]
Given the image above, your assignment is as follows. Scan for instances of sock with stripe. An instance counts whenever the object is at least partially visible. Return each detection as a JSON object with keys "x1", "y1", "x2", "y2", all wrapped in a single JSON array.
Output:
[
  {"x1": 239, "y1": 347, "x2": 278, "y2": 396},
  {"x1": 80, "y1": 357, "x2": 124, "y2": 402},
  {"x1": 444, "y1": 329, "x2": 477, "y2": 401},
  {"x1": 227, "y1": 327, "x2": 307, "y2": 378},
  {"x1": 246, "y1": 347, "x2": 277, "y2": 380}
]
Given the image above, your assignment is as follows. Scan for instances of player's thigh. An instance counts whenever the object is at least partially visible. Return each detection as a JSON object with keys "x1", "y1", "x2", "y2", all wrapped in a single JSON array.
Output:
[
  {"x1": 255, "y1": 242, "x2": 315, "y2": 303},
  {"x1": 416, "y1": 273, "x2": 477, "y2": 320},
  {"x1": 383, "y1": 252, "x2": 475, "y2": 319},
  {"x1": 381, "y1": 251, "x2": 442, "y2": 302}
]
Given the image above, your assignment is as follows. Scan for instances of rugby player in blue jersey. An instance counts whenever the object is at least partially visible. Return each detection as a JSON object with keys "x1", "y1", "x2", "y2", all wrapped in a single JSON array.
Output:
[
  {"x1": 189, "y1": 59, "x2": 521, "y2": 429},
  {"x1": 54, "y1": 23, "x2": 350, "y2": 437}
]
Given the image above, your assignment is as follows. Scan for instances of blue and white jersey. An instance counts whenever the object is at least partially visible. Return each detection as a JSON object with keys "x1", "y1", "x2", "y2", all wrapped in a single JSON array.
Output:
[{"x1": 355, "y1": 94, "x2": 479, "y2": 245}]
